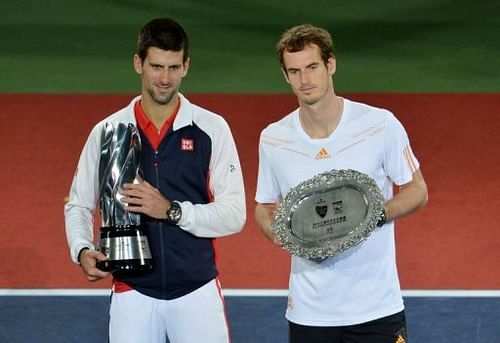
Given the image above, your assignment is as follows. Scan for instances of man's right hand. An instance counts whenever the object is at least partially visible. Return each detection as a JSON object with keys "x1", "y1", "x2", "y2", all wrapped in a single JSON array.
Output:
[
  {"x1": 255, "y1": 203, "x2": 283, "y2": 247},
  {"x1": 79, "y1": 249, "x2": 111, "y2": 281}
]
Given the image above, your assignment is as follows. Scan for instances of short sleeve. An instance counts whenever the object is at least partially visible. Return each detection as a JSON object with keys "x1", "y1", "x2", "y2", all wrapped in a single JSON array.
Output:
[
  {"x1": 384, "y1": 113, "x2": 420, "y2": 186},
  {"x1": 255, "y1": 134, "x2": 281, "y2": 204}
]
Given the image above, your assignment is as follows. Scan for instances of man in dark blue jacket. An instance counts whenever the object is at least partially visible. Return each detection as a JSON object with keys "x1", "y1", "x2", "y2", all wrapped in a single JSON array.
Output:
[{"x1": 65, "y1": 18, "x2": 246, "y2": 343}]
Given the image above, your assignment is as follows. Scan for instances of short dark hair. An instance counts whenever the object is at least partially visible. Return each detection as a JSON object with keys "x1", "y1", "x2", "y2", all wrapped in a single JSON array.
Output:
[
  {"x1": 276, "y1": 24, "x2": 334, "y2": 70},
  {"x1": 137, "y1": 18, "x2": 189, "y2": 63}
]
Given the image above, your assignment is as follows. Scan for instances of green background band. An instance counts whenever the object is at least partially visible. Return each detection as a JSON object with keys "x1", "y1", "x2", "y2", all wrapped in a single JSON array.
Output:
[{"x1": 1, "y1": 0, "x2": 498, "y2": 93}]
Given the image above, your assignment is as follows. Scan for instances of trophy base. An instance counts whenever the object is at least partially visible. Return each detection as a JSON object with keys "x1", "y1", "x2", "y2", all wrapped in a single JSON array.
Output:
[
  {"x1": 96, "y1": 259, "x2": 153, "y2": 273},
  {"x1": 97, "y1": 225, "x2": 153, "y2": 274}
]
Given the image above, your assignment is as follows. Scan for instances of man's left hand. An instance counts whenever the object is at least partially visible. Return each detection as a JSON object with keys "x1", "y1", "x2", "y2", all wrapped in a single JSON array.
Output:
[{"x1": 121, "y1": 181, "x2": 170, "y2": 219}]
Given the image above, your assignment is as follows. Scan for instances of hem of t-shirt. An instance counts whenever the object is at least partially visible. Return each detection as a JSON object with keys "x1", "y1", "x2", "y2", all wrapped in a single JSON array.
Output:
[
  {"x1": 285, "y1": 303, "x2": 405, "y2": 327},
  {"x1": 113, "y1": 279, "x2": 133, "y2": 293},
  {"x1": 391, "y1": 173, "x2": 413, "y2": 187},
  {"x1": 255, "y1": 194, "x2": 278, "y2": 204}
]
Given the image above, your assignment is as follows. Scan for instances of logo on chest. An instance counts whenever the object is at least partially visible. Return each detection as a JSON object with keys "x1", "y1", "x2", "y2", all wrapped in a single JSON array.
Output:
[
  {"x1": 315, "y1": 147, "x2": 331, "y2": 159},
  {"x1": 181, "y1": 138, "x2": 194, "y2": 151}
]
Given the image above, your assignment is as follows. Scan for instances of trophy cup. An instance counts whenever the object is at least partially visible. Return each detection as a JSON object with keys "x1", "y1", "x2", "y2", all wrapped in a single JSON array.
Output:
[
  {"x1": 273, "y1": 169, "x2": 385, "y2": 259},
  {"x1": 96, "y1": 122, "x2": 153, "y2": 273}
]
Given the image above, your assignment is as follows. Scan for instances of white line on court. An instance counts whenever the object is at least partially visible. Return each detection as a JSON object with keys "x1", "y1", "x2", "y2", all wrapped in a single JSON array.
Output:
[{"x1": 1, "y1": 289, "x2": 500, "y2": 297}]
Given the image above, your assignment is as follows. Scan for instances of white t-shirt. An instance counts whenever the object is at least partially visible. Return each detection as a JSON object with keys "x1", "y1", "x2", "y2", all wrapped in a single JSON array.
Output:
[{"x1": 255, "y1": 98, "x2": 420, "y2": 326}]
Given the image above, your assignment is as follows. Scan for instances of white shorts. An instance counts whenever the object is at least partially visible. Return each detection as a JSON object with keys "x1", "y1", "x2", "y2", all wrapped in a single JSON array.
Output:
[{"x1": 109, "y1": 278, "x2": 230, "y2": 343}]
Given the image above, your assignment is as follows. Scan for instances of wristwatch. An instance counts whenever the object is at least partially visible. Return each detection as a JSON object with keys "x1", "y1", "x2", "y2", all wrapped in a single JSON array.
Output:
[
  {"x1": 377, "y1": 208, "x2": 387, "y2": 227},
  {"x1": 166, "y1": 201, "x2": 182, "y2": 224}
]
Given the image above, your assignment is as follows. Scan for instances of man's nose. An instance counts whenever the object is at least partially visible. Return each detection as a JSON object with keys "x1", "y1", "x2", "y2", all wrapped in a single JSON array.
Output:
[
  {"x1": 300, "y1": 71, "x2": 310, "y2": 84},
  {"x1": 159, "y1": 69, "x2": 171, "y2": 82}
]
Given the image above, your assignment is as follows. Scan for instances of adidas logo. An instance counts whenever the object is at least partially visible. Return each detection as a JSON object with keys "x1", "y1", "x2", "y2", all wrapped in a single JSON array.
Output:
[
  {"x1": 395, "y1": 334, "x2": 406, "y2": 343},
  {"x1": 315, "y1": 147, "x2": 331, "y2": 159}
]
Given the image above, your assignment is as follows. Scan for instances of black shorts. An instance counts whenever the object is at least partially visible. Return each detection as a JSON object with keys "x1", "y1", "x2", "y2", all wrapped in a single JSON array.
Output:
[{"x1": 289, "y1": 310, "x2": 407, "y2": 343}]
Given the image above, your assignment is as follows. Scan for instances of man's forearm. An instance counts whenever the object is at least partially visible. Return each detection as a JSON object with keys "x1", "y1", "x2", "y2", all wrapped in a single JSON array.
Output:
[
  {"x1": 385, "y1": 169, "x2": 428, "y2": 222},
  {"x1": 255, "y1": 203, "x2": 277, "y2": 242}
]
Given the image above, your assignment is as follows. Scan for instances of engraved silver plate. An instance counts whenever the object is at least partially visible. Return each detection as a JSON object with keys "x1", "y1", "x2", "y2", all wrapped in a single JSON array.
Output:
[
  {"x1": 273, "y1": 169, "x2": 385, "y2": 259},
  {"x1": 99, "y1": 233, "x2": 152, "y2": 261}
]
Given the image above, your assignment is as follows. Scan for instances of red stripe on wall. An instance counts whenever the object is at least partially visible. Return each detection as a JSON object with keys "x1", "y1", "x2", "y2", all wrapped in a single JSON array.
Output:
[{"x1": 0, "y1": 93, "x2": 499, "y2": 289}]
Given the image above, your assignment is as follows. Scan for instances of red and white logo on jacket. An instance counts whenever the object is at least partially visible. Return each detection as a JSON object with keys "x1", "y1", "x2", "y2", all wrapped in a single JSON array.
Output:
[{"x1": 181, "y1": 138, "x2": 194, "y2": 151}]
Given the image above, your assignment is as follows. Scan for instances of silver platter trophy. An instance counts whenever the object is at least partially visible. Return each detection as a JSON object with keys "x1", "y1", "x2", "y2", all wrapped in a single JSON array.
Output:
[
  {"x1": 273, "y1": 169, "x2": 385, "y2": 259},
  {"x1": 96, "y1": 122, "x2": 153, "y2": 273}
]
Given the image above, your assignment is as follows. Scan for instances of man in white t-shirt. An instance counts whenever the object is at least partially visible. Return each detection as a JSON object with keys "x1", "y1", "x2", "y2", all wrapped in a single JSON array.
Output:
[{"x1": 255, "y1": 24, "x2": 428, "y2": 343}]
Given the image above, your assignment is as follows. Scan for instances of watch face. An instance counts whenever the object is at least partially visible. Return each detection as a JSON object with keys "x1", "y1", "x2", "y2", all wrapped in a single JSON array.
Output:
[{"x1": 167, "y1": 202, "x2": 182, "y2": 223}]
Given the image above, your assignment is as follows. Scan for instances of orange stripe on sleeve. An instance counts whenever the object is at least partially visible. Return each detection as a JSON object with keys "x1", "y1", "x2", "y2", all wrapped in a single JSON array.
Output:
[{"x1": 403, "y1": 146, "x2": 417, "y2": 174}]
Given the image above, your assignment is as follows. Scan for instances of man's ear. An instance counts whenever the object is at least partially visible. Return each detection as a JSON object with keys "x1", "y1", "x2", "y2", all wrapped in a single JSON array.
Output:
[
  {"x1": 133, "y1": 54, "x2": 143, "y2": 75},
  {"x1": 182, "y1": 57, "x2": 191, "y2": 77},
  {"x1": 282, "y1": 68, "x2": 290, "y2": 84},
  {"x1": 327, "y1": 57, "x2": 336, "y2": 76}
]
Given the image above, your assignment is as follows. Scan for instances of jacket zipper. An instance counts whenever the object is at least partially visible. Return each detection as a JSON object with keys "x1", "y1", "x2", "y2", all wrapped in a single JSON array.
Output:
[{"x1": 153, "y1": 149, "x2": 167, "y2": 298}]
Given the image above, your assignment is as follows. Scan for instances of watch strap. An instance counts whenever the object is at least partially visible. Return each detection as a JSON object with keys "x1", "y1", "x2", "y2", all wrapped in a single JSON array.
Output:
[{"x1": 377, "y1": 208, "x2": 387, "y2": 227}]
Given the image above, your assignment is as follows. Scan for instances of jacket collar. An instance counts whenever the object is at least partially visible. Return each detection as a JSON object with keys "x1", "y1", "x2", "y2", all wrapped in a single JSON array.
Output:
[
  {"x1": 124, "y1": 93, "x2": 193, "y2": 131},
  {"x1": 173, "y1": 93, "x2": 194, "y2": 131}
]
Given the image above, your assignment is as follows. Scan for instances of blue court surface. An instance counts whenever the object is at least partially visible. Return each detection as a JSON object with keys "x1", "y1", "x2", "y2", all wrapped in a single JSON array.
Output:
[{"x1": 1, "y1": 291, "x2": 499, "y2": 342}]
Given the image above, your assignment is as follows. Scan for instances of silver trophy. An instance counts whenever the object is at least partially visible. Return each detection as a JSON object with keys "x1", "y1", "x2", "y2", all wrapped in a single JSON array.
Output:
[
  {"x1": 96, "y1": 122, "x2": 153, "y2": 273},
  {"x1": 273, "y1": 169, "x2": 385, "y2": 259}
]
